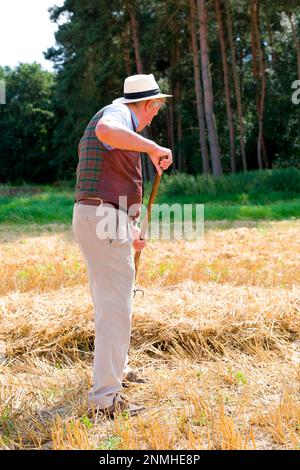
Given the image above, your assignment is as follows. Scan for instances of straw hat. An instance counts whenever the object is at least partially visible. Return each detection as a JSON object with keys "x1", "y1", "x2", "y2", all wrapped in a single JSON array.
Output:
[{"x1": 113, "y1": 74, "x2": 172, "y2": 104}]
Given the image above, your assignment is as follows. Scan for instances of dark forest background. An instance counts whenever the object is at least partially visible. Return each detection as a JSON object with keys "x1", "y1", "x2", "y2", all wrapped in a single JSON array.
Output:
[{"x1": 1, "y1": 0, "x2": 300, "y2": 184}]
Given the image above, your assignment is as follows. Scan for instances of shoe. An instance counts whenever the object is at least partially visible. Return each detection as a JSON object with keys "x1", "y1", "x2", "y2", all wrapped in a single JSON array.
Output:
[
  {"x1": 122, "y1": 371, "x2": 146, "y2": 387},
  {"x1": 87, "y1": 394, "x2": 145, "y2": 419}
]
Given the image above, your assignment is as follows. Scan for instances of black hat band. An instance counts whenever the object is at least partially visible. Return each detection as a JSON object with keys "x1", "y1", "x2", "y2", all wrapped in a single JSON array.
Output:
[{"x1": 124, "y1": 88, "x2": 161, "y2": 100}]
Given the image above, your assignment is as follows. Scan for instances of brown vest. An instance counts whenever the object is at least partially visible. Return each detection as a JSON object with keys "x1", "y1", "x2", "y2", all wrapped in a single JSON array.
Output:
[{"x1": 75, "y1": 106, "x2": 143, "y2": 215}]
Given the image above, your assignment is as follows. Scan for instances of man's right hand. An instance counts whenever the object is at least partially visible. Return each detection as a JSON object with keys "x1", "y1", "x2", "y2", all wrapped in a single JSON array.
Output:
[{"x1": 148, "y1": 145, "x2": 173, "y2": 175}]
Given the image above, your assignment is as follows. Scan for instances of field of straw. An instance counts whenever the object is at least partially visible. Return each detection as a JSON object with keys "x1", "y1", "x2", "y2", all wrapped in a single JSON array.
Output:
[{"x1": 0, "y1": 219, "x2": 299, "y2": 450}]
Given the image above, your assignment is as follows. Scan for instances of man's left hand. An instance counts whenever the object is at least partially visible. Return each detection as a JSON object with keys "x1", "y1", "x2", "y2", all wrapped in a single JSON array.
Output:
[{"x1": 131, "y1": 225, "x2": 147, "y2": 252}]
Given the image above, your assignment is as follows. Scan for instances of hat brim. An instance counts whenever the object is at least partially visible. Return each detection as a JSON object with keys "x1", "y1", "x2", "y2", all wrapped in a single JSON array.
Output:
[{"x1": 113, "y1": 93, "x2": 173, "y2": 104}]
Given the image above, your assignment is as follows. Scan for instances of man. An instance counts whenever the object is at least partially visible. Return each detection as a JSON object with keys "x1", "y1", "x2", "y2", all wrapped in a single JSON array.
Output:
[{"x1": 72, "y1": 74, "x2": 172, "y2": 417}]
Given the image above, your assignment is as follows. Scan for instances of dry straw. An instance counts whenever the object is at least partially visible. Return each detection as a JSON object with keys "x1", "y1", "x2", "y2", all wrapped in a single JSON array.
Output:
[{"x1": 0, "y1": 220, "x2": 299, "y2": 449}]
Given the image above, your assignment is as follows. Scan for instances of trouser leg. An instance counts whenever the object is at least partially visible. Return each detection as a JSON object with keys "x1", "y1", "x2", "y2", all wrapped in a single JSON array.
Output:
[{"x1": 72, "y1": 203, "x2": 134, "y2": 408}]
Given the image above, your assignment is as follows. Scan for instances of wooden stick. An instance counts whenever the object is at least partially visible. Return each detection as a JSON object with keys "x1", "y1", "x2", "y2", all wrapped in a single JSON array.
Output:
[{"x1": 134, "y1": 172, "x2": 163, "y2": 279}]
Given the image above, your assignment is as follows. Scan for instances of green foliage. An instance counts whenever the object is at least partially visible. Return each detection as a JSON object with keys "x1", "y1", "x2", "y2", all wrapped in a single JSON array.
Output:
[
  {"x1": 0, "y1": 63, "x2": 55, "y2": 183},
  {"x1": 45, "y1": 0, "x2": 127, "y2": 180},
  {"x1": 1, "y1": 1, "x2": 300, "y2": 182},
  {"x1": 204, "y1": 200, "x2": 300, "y2": 220},
  {"x1": 234, "y1": 371, "x2": 247, "y2": 385},
  {"x1": 97, "y1": 435, "x2": 121, "y2": 450},
  {"x1": 0, "y1": 169, "x2": 299, "y2": 224},
  {"x1": 155, "y1": 168, "x2": 300, "y2": 198},
  {"x1": 45, "y1": 0, "x2": 300, "y2": 177},
  {"x1": 0, "y1": 191, "x2": 74, "y2": 224},
  {"x1": 79, "y1": 415, "x2": 93, "y2": 429}
]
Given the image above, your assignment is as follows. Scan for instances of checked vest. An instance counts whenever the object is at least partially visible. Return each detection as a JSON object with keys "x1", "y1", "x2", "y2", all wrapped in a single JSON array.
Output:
[{"x1": 74, "y1": 105, "x2": 143, "y2": 214}]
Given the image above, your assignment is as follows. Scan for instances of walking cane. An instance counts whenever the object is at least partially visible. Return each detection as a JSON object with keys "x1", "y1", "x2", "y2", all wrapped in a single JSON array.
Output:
[{"x1": 133, "y1": 162, "x2": 165, "y2": 297}]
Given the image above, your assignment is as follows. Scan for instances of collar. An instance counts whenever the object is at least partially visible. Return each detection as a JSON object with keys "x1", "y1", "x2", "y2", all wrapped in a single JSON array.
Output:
[{"x1": 128, "y1": 108, "x2": 139, "y2": 132}]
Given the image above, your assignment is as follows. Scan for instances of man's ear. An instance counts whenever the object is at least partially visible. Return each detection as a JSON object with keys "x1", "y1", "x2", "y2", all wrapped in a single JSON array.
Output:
[{"x1": 144, "y1": 100, "x2": 152, "y2": 112}]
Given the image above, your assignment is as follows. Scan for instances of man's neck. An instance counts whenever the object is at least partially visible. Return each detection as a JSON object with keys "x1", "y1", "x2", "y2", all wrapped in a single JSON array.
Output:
[{"x1": 126, "y1": 104, "x2": 142, "y2": 132}]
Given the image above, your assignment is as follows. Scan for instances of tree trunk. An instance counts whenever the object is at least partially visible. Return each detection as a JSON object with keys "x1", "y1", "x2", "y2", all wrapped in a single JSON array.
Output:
[
  {"x1": 169, "y1": 98, "x2": 176, "y2": 170},
  {"x1": 166, "y1": 105, "x2": 173, "y2": 155},
  {"x1": 250, "y1": 0, "x2": 260, "y2": 111},
  {"x1": 255, "y1": 2, "x2": 269, "y2": 169},
  {"x1": 127, "y1": 1, "x2": 155, "y2": 181},
  {"x1": 288, "y1": 12, "x2": 300, "y2": 81},
  {"x1": 265, "y1": 15, "x2": 276, "y2": 68},
  {"x1": 128, "y1": 2, "x2": 143, "y2": 74},
  {"x1": 174, "y1": 36, "x2": 184, "y2": 172},
  {"x1": 189, "y1": 0, "x2": 210, "y2": 174},
  {"x1": 250, "y1": 0, "x2": 266, "y2": 169},
  {"x1": 122, "y1": 26, "x2": 131, "y2": 76},
  {"x1": 215, "y1": 0, "x2": 236, "y2": 173},
  {"x1": 257, "y1": 61, "x2": 266, "y2": 170},
  {"x1": 224, "y1": 0, "x2": 247, "y2": 171},
  {"x1": 175, "y1": 79, "x2": 183, "y2": 172},
  {"x1": 197, "y1": 0, "x2": 222, "y2": 176}
]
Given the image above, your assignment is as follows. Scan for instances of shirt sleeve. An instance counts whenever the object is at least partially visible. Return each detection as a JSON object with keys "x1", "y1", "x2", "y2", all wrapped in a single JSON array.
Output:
[{"x1": 98, "y1": 104, "x2": 131, "y2": 150}]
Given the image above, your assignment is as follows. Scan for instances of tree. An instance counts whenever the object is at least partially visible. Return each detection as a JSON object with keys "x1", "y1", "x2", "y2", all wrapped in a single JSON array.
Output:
[
  {"x1": 189, "y1": 0, "x2": 210, "y2": 174},
  {"x1": 224, "y1": 0, "x2": 247, "y2": 171},
  {"x1": 126, "y1": 0, "x2": 156, "y2": 181},
  {"x1": 2, "y1": 0, "x2": 300, "y2": 184},
  {"x1": 287, "y1": 11, "x2": 300, "y2": 80},
  {"x1": 197, "y1": 0, "x2": 223, "y2": 176},
  {"x1": 250, "y1": 0, "x2": 268, "y2": 169},
  {"x1": 0, "y1": 63, "x2": 55, "y2": 183},
  {"x1": 215, "y1": 0, "x2": 236, "y2": 173}
]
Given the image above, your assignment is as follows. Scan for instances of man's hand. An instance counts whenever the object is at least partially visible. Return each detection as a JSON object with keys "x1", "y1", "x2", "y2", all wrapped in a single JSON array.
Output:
[
  {"x1": 131, "y1": 224, "x2": 147, "y2": 252},
  {"x1": 148, "y1": 145, "x2": 173, "y2": 176}
]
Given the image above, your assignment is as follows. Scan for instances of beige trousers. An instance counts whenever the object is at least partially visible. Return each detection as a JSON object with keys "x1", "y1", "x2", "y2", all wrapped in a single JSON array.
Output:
[{"x1": 72, "y1": 202, "x2": 135, "y2": 408}]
